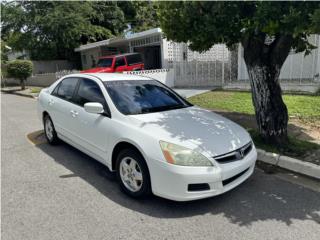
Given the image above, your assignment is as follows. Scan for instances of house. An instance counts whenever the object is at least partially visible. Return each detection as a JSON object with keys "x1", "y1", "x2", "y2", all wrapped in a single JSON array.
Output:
[
  {"x1": 75, "y1": 28, "x2": 166, "y2": 70},
  {"x1": 75, "y1": 27, "x2": 230, "y2": 69},
  {"x1": 75, "y1": 28, "x2": 320, "y2": 92}
]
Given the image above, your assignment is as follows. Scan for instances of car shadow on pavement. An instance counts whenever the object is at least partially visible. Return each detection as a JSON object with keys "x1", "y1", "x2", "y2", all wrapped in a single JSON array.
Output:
[{"x1": 36, "y1": 140, "x2": 320, "y2": 227}]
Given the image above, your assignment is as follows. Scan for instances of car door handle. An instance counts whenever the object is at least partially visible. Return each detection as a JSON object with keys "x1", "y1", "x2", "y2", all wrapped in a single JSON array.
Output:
[{"x1": 70, "y1": 110, "x2": 78, "y2": 117}]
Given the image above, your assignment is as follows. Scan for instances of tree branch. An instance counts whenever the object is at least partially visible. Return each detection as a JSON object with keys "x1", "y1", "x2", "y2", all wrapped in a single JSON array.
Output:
[
  {"x1": 270, "y1": 34, "x2": 294, "y2": 66},
  {"x1": 242, "y1": 32, "x2": 266, "y2": 66}
]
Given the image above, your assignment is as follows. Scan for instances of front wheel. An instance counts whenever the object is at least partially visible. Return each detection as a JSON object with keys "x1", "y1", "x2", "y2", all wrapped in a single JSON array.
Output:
[
  {"x1": 43, "y1": 115, "x2": 59, "y2": 144},
  {"x1": 116, "y1": 149, "x2": 151, "y2": 198}
]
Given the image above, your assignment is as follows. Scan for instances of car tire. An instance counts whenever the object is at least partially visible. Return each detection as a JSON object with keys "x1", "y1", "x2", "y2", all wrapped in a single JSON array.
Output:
[
  {"x1": 116, "y1": 148, "x2": 151, "y2": 198},
  {"x1": 43, "y1": 114, "x2": 59, "y2": 145}
]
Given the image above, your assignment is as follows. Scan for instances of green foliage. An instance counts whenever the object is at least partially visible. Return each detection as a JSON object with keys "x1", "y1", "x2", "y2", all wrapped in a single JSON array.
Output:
[
  {"x1": 1, "y1": 1, "x2": 156, "y2": 61},
  {"x1": 128, "y1": 1, "x2": 160, "y2": 33},
  {"x1": 6, "y1": 60, "x2": 33, "y2": 80},
  {"x1": 311, "y1": 9, "x2": 320, "y2": 32},
  {"x1": 1, "y1": 1, "x2": 160, "y2": 61},
  {"x1": 160, "y1": 2, "x2": 320, "y2": 144},
  {"x1": 1, "y1": 1, "x2": 117, "y2": 60},
  {"x1": 158, "y1": 2, "x2": 320, "y2": 53}
]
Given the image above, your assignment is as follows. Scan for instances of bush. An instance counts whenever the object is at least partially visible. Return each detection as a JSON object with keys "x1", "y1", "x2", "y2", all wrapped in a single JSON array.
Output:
[{"x1": 7, "y1": 60, "x2": 33, "y2": 90}]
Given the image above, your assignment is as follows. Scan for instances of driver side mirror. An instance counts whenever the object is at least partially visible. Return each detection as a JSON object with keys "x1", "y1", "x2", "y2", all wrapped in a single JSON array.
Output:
[{"x1": 84, "y1": 102, "x2": 104, "y2": 114}]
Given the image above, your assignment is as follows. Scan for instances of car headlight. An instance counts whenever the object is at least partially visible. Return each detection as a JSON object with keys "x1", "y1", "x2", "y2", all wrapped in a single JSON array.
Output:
[{"x1": 159, "y1": 141, "x2": 213, "y2": 167}]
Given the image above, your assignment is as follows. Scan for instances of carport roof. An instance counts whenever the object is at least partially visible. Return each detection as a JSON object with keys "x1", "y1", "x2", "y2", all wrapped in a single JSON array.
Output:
[{"x1": 74, "y1": 28, "x2": 162, "y2": 52}]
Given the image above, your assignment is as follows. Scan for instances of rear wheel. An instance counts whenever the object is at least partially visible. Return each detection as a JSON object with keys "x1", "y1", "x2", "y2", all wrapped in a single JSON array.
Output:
[
  {"x1": 43, "y1": 114, "x2": 59, "y2": 144},
  {"x1": 116, "y1": 148, "x2": 151, "y2": 198}
]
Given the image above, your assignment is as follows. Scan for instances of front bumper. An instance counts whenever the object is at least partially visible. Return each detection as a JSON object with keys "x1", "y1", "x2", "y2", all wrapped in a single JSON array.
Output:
[{"x1": 148, "y1": 146, "x2": 257, "y2": 201}]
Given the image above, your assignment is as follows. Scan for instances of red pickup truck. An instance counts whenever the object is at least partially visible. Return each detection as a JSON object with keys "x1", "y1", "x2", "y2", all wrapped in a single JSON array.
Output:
[{"x1": 81, "y1": 53, "x2": 144, "y2": 73}]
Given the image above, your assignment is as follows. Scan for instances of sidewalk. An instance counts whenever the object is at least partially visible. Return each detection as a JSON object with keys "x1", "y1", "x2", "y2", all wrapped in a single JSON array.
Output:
[{"x1": 1, "y1": 86, "x2": 42, "y2": 98}]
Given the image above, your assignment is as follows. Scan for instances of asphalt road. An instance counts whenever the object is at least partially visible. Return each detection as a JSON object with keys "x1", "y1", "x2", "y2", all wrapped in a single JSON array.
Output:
[{"x1": 1, "y1": 93, "x2": 320, "y2": 240}]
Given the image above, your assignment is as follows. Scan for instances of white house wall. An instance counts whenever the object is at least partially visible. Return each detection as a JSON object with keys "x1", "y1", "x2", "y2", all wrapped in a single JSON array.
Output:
[
  {"x1": 165, "y1": 40, "x2": 232, "y2": 87},
  {"x1": 81, "y1": 48, "x2": 102, "y2": 70}
]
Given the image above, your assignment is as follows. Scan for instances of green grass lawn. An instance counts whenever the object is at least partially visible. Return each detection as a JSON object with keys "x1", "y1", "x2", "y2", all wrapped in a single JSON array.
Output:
[
  {"x1": 188, "y1": 91, "x2": 320, "y2": 119},
  {"x1": 248, "y1": 129, "x2": 319, "y2": 159},
  {"x1": 30, "y1": 87, "x2": 42, "y2": 94}
]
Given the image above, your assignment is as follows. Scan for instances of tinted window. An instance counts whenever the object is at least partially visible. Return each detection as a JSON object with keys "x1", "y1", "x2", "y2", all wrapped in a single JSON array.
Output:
[
  {"x1": 115, "y1": 57, "x2": 126, "y2": 67},
  {"x1": 126, "y1": 54, "x2": 142, "y2": 66},
  {"x1": 74, "y1": 79, "x2": 106, "y2": 107},
  {"x1": 104, "y1": 80, "x2": 192, "y2": 115},
  {"x1": 56, "y1": 78, "x2": 78, "y2": 101},
  {"x1": 97, "y1": 58, "x2": 113, "y2": 67}
]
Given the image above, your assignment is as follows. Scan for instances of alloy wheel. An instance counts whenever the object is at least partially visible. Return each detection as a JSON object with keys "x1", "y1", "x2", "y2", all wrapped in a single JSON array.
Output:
[
  {"x1": 119, "y1": 157, "x2": 143, "y2": 192},
  {"x1": 45, "y1": 118, "x2": 54, "y2": 141}
]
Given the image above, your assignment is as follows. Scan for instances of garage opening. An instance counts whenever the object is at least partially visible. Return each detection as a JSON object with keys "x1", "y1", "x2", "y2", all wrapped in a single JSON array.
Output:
[{"x1": 134, "y1": 45, "x2": 161, "y2": 70}]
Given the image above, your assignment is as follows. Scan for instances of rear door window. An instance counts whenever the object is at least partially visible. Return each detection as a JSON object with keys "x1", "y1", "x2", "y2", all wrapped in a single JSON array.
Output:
[
  {"x1": 54, "y1": 77, "x2": 78, "y2": 101},
  {"x1": 97, "y1": 58, "x2": 113, "y2": 67},
  {"x1": 126, "y1": 54, "x2": 142, "y2": 66},
  {"x1": 115, "y1": 57, "x2": 126, "y2": 67}
]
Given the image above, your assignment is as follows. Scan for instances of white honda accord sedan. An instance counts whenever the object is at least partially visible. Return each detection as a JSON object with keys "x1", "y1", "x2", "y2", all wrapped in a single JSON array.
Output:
[{"x1": 37, "y1": 73, "x2": 257, "y2": 201}]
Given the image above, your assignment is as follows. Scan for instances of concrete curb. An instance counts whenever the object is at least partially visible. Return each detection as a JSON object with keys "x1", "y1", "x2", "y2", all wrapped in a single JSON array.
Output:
[
  {"x1": 1, "y1": 89, "x2": 36, "y2": 99},
  {"x1": 257, "y1": 149, "x2": 320, "y2": 180}
]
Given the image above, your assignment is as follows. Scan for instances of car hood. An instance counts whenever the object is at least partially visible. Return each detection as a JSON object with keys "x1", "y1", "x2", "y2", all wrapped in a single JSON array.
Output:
[
  {"x1": 128, "y1": 106, "x2": 251, "y2": 157},
  {"x1": 81, "y1": 67, "x2": 113, "y2": 73}
]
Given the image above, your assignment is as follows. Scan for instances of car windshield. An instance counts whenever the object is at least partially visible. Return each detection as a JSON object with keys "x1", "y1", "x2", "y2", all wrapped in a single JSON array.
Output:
[
  {"x1": 104, "y1": 80, "x2": 192, "y2": 115},
  {"x1": 97, "y1": 58, "x2": 113, "y2": 67}
]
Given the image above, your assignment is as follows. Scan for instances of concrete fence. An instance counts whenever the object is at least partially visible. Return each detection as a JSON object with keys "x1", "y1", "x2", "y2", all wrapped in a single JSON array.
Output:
[
  {"x1": 123, "y1": 69, "x2": 175, "y2": 87},
  {"x1": 1, "y1": 69, "x2": 175, "y2": 88},
  {"x1": 32, "y1": 60, "x2": 75, "y2": 74},
  {"x1": 1, "y1": 74, "x2": 57, "y2": 87},
  {"x1": 2, "y1": 67, "x2": 318, "y2": 93},
  {"x1": 1, "y1": 70, "x2": 80, "y2": 87}
]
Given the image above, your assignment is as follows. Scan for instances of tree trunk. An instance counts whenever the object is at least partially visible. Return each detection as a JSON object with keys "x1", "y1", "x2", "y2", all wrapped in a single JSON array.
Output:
[
  {"x1": 242, "y1": 34, "x2": 293, "y2": 146},
  {"x1": 20, "y1": 79, "x2": 26, "y2": 90},
  {"x1": 246, "y1": 63, "x2": 288, "y2": 145}
]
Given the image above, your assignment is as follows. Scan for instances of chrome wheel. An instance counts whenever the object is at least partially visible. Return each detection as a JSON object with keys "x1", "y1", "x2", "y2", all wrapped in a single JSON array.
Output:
[
  {"x1": 119, "y1": 157, "x2": 143, "y2": 192},
  {"x1": 45, "y1": 118, "x2": 54, "y2": 141}
]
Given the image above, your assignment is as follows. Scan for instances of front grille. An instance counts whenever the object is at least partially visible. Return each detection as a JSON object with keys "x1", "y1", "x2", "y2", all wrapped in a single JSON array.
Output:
[
  {"x1": 214, "y1": 142, "x2": 252, "y2": 164},
  {"x1": 222, "y1": 167, "x2": 250, "y2": 186}
]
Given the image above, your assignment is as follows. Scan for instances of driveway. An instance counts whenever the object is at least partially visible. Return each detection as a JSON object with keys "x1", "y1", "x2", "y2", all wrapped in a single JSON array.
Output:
[{"x1": 1, "y1": 93, "x2": 320, "y2": 240}]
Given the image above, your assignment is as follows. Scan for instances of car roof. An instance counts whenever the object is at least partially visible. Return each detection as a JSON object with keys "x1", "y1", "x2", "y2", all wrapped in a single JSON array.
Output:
[
  {"x1": 66, "y1": 73, "x2": 153, "y2": 82},
  {"x1": 99, "y1": 52, "x2": 140, "y2": 59}
]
